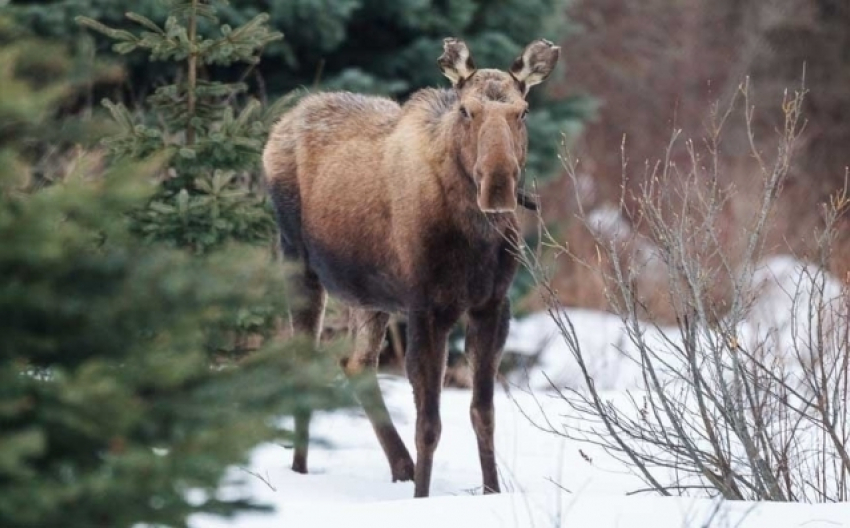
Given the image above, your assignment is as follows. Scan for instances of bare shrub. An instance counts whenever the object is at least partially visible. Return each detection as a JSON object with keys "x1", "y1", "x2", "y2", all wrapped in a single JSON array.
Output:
[{"x1": 517, "y1": 80, "x2": 850, "y2": 502}]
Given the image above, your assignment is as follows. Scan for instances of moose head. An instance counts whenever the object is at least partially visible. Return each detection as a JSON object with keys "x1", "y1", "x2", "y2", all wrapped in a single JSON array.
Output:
[{"x1": 438, "y1": 38, "x2": 560, "y2": 212}]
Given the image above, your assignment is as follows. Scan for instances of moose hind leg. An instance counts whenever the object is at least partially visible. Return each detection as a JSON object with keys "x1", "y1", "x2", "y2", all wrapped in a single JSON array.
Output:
[
  {"x1": 286, "y1": 262, "x2": 327, "y2": 474},
  {"x1": 342, "y1": 309, "x2": 414, "y2": 482},
  {"x1": 465, "y1": 299, "x2": 510, "y2": 494}
]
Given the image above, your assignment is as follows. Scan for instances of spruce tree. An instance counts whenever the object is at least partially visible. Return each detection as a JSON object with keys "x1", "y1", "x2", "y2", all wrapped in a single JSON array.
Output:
[
  {"x1": 0, "y1": 29, "x2": 347, "y2": 528},
  {"x1": 77, "y1": 0, "x2": 288, "y2": 253}
]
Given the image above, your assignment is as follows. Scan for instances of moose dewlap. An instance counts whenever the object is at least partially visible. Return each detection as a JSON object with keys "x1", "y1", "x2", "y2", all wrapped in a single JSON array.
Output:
[{"x1": 262, "y1": 37, "x2": 560, "y2": 498}]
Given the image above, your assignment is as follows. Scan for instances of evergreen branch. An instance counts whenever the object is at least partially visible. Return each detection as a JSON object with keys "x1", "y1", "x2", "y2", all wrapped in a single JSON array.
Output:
[
  {"x1": 164, "y1": 0, "x2": 219, "y2": 23},
  {"x1": 196, "y1": 81, "x2": 247, "y2": 97},
  {"x1": 234, "y1": 99, "x2": 262, "y2": 131},
  {"x1": 201, "y1": 13, "x2": 282, "y2": 66},
  {"x1": 101, "y1": 99, "x2": 136, "y2": 132},
  {"x1": 76, "y1": 16, "x2": 140, "y2": 43},
  {"x1": 227, "y1": 13, "x2": 281, "y2": 44},
  {"x1": 125, "y1": 12, "x2": 166, "y2": 35},
  {"x1": 223, "y1": 45, "x2": 270, "y2": 106}
]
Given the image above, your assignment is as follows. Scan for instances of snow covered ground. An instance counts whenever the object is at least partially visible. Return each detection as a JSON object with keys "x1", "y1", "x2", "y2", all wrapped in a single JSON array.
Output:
[
  {"x1": 191, "y1": 377, "x2": 849, "y2": 528},
  {"x1": 191, "y1": 256, "x2": 850, "y2": 528}
]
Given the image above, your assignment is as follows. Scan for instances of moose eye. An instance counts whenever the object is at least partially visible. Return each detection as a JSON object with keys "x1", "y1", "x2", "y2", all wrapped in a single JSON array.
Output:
[{"x1": 459, "y1": 105, "x2": 471, "y2": 119}]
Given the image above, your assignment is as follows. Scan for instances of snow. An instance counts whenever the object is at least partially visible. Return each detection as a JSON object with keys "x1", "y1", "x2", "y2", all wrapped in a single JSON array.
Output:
[
  {"x1": 190, "y1": 256, "x2": 850, "y2": 528},
  {"x1": 503, "y1": 307, "x2": 657, "y2": 390},
  {"x1": 743, "y1": 255, "x2": 846, "y2": 365},
  {"x1": 190, "y1": 377, "x2": 848, "y2": 528},
  {"x1": 586, "y1": 204, "x2": 668, "y2": 282}
]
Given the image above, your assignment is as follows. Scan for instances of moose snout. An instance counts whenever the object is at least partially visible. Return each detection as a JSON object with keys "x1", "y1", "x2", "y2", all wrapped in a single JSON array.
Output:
[{"x1": 474, "y1": 165, "x2": 519, "y2": 213}]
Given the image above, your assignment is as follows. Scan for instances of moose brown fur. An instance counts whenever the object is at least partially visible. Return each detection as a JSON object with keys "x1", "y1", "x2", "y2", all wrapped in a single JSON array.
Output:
[{"x1": 262, "y1": 38, "x2": 560, "y2": 498}]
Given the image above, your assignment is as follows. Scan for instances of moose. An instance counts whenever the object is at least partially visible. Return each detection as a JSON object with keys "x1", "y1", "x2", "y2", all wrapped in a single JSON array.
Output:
[{"x1": 262, "y1": 37, "x2": 560, "y2": 498}]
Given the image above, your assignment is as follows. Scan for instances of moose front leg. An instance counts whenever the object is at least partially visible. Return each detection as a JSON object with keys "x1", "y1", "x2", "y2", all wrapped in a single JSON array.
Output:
[
  {"x1": 465, "y1": 298, "x2": 510, "y2": 494},
  {"x1": 406, "y1": 310, "x2": 456, "y2": 497}
]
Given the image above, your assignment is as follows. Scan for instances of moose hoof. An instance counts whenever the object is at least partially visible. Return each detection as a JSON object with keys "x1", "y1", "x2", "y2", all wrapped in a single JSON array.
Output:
[
  {"x1": 391, "y1": 459, "x2": 415, "y2": 482},
  {"x1": 291, "y1": 458, "x2": 308, "y2": 474}
]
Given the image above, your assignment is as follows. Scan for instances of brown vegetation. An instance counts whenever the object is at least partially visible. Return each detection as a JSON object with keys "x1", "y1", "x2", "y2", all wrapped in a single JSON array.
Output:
[{"x1": 533, "y1": 0, "x2": 850, "y2": 320}]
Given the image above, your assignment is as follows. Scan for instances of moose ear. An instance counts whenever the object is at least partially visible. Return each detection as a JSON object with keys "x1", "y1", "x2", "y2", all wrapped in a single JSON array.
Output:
[
  {"x1": 509, "y1": 39, "x2": 561, "y2": 96},
  {"x1": 438, "y1": 38, "x2": 476, "y2": 88}
]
